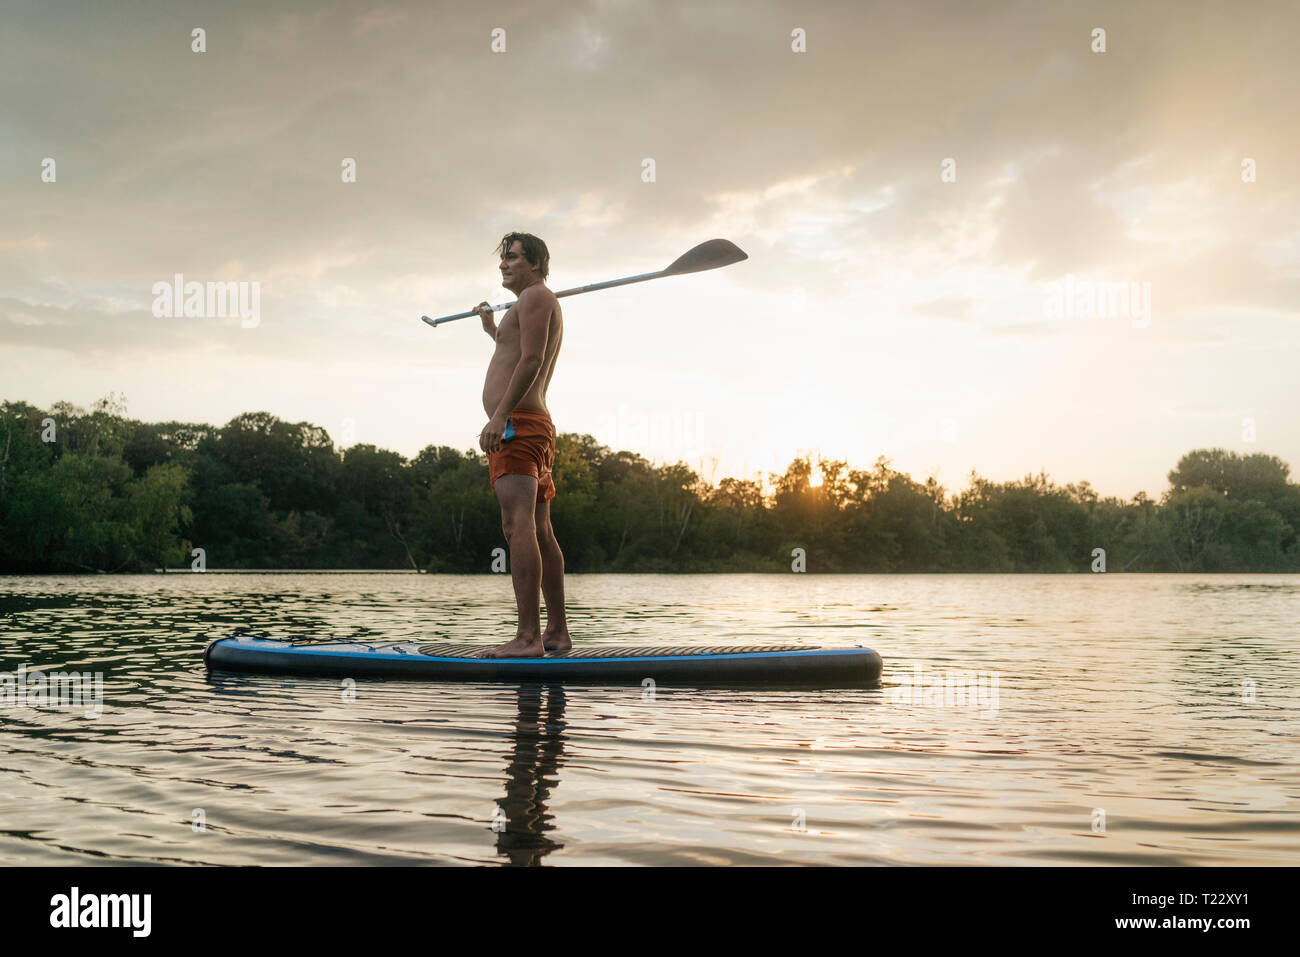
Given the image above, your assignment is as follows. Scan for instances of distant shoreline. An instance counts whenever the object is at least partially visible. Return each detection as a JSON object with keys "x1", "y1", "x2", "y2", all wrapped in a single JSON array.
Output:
[{"x1": 5, "y1": 399, "x2": 1299, "y2": 575}]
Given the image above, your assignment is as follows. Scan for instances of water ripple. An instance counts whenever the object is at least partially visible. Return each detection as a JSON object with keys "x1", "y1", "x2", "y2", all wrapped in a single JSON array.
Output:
[{"x1": 1, "y1": 572, "x2": 1297, "y2": 864}]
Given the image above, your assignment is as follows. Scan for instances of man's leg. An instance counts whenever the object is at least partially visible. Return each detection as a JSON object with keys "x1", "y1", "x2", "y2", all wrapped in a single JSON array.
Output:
[
  {"x1": 535, "y1": 498, "x2": 571, "y2": 651},
  {"x1": 480, "y1": 474, "x2": 544, "y2": 658}
]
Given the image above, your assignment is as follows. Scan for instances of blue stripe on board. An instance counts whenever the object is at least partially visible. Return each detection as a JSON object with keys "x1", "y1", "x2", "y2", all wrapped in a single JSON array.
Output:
[{"x1": 217, "y1": 641, "x2": 869, "y2": 665}]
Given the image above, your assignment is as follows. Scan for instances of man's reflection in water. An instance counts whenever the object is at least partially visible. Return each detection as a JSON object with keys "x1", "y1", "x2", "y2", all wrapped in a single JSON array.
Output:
[{"x1": 494, "y1": 683, "x2": 567, "y2": 865}]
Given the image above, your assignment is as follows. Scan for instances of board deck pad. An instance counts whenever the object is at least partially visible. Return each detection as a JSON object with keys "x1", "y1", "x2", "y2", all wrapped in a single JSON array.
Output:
[
  {"x1": 204, "y1": 634, "x2": 882, "y2": 686},
  {"x1": 413, "y1": 643, "x2": 812, "y2": 658}
]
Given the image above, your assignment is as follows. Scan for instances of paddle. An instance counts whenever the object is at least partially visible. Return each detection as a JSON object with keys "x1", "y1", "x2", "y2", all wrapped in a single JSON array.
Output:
[{"x1": 420, "y1": 238, "x2": 748, "y2": 328}]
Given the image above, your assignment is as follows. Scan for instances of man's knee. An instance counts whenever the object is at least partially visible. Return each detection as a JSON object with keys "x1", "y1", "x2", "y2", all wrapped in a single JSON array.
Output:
[{"x1": 501, "y1": 510, "x2": 536, "y2": 540}]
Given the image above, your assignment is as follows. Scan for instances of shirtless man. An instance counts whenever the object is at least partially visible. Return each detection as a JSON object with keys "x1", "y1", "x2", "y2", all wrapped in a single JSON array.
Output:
[{"x1": 474, "y1": 233, "x2": 571, "y2": 658}]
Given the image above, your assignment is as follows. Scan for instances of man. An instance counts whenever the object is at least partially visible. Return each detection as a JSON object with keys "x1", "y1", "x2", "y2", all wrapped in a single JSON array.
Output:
[{"x1": 474, "y1": 233, "x2": 571, "y2": 658}]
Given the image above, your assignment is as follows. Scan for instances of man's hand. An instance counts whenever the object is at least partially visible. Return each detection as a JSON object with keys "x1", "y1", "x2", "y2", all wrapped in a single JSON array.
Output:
[
  {"x1": 473, "y1": 301, "x2": 496, "y2": 338},
  {"x1": 479, "y1": 412, "x2": 509, "y2": 453}
]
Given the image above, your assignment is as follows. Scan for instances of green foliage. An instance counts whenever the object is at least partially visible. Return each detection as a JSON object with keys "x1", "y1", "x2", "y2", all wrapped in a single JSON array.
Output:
[{"x1": 1, "y1": 398, "x2": 1297, "y2": 573}]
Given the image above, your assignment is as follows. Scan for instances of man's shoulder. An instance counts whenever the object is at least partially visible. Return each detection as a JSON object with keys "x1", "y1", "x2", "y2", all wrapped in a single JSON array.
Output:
[{"x1": 518, "y1": 283, "x2": 557, "y2": 305}]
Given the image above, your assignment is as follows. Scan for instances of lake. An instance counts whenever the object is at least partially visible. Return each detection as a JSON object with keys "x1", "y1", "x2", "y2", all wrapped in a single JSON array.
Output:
[{"x1": 1, "y1": 572, "x2": 1296, "y2": 865}]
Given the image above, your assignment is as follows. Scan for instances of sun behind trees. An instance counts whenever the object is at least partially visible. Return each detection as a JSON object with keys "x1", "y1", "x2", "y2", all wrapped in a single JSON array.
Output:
[{"x1": 2, "y1": 398, "x2": 1299, "y2": 574}]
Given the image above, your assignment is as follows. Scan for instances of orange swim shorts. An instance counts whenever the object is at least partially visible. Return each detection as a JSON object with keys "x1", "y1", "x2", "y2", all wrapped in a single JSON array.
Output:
[{"x1": 488, "y1": 407, "x2": 556, "y2": 503}]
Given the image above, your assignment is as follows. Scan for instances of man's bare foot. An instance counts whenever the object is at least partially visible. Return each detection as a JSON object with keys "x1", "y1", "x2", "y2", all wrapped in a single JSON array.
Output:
[
  {"x1": 479, "y1": 633, "x2": 546, "y2": 658},
  {"x1": 542, "y1": 628, "x2": 572, "y2": 652}
]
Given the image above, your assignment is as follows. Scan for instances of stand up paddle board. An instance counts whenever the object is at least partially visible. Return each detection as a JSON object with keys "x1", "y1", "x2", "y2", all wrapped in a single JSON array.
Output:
[{"x1": 204, "y1": 633, "x2": 882, "y2": 686}]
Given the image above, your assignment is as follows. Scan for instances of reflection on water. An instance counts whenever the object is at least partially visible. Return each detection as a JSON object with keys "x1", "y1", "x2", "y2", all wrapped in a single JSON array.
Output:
[
  {"x1": 496, "y1": 686, "x2": 567, "y2": 865},
  {"x1": 0, "y1": 573, "x2": 1298, "y2": 865}
]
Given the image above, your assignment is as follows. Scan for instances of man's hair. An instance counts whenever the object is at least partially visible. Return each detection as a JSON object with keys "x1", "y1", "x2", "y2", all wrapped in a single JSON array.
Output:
[{"x1": 495, "y1": 232, "x2": 549, "y2": 281}]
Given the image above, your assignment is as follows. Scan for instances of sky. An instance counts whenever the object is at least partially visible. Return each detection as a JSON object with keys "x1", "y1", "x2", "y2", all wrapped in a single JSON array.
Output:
[{"x1": 2, "y1": 0, "x2": 1297, "y2": 500}]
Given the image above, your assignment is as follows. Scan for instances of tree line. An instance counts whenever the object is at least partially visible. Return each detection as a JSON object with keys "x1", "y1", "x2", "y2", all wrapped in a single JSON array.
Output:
[{"x1": 2, "y1": 396, "x2": 1299, "y2": 573}]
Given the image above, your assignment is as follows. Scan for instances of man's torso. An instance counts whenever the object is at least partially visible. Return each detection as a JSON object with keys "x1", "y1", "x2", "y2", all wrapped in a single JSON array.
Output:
[{"x1": 482, "y1": 288, "x2": 563, "y2": 417}]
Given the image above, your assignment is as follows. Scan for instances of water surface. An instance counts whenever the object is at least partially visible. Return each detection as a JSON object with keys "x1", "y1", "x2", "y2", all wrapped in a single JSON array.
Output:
[{"x1": 1, "y1": 573, "x2": 1296, "y2": 865}]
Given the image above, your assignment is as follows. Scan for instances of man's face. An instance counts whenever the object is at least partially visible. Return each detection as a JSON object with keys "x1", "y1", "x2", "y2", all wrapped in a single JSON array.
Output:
[{"x1": 500, "y1": 240, "x2": 537, "y2": 290}]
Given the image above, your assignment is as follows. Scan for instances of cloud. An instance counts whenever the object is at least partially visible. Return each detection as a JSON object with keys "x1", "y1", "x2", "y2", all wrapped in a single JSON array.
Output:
[
  {"x1": 904, "y1": 296, "x2": 980, "y2": 323},
  {"x1": 2, "y1": 0, "x2": 1299, "y2": 497}
]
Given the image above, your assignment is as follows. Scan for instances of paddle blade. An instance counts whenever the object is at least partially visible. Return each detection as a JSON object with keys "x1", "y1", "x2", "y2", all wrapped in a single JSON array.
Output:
[{"x1": 662, "y1": 239, "x2": 748, "y2": 276}]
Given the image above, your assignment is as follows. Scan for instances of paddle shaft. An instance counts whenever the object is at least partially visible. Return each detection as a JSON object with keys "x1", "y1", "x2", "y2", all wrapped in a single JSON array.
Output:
[
  {"x1": 424, "y1": 270, "x2": 663, "y2": 327},
  {"x1": 421, "y1": 238, "x2": 747, "y2": 328}
]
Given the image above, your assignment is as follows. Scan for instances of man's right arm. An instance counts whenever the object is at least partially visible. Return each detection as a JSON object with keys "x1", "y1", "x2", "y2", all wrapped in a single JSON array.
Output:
[{"x1": 473, "y1": 301, "x2": 497, "y2": 340}]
